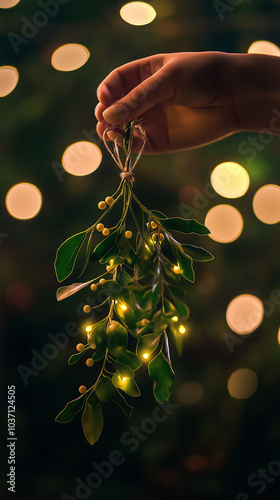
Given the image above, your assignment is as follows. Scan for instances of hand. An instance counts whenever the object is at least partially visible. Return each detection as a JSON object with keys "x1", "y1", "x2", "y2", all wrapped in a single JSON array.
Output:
[{"x1": 95, "y1": 51, "x2": 240, "y2": 154}]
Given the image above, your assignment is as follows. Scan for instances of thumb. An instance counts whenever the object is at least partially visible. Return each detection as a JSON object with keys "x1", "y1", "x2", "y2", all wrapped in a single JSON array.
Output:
[{"x1": 102, "y1": 66, "x2": 171, "y2": 125}]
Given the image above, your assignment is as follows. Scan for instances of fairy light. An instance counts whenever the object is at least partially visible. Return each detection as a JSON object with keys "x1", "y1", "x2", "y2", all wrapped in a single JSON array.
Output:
[
  {"x1": 172, "y1": 316, "x2": 179, "y2": 322},
  {"x1": 179, "y1": 325, "x2": 186, "y2": 335},
  {"x1": 173, "y1": 265, "x2": 181, "y2": 274},
  {"x1": 120, "y1": 304, "x2": 128, "y2": 311},
  {"x1": 121, "y1": 377, "x2": 127, "y2": 382},
  {"x1": 143, "y1": 353, "x2": 149, "y2": 359},
  {"x1": 85, "y1": 326, "x2": 92, "y2": 333}
]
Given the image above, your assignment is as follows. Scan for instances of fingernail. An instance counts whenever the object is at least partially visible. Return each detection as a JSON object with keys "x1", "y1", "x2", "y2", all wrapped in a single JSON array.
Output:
[
  {"x1": 103, "y1": 104, "x2": 129, "y2": 124},
  {"x1": 107, "y1": 131, "x2": 123, "y2": 143}
]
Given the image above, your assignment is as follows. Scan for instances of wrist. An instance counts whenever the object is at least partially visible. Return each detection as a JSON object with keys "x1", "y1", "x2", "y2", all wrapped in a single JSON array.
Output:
[{"x1": 227, "y1": 53, "x2": 280, "y2": 134}]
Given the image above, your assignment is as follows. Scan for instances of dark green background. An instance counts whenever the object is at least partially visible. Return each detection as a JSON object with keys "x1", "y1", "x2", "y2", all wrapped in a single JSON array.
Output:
[{"x1": 1, "y1": 1, "x2": 280, "y2": 499}]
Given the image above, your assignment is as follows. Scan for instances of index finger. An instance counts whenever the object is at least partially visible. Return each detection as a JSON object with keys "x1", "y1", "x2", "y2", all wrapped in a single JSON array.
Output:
[{"x1": 96, "y1": 54, "x2": 165, "y2": 107}]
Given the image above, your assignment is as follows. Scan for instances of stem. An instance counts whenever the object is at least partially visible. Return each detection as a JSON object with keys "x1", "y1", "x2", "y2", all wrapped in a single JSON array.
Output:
[{"x1": 88, "y1": 183, "x2": 124, "y2": 232}]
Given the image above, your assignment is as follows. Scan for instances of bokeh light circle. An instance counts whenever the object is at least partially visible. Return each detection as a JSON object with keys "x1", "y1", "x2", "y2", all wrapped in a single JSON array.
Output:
[
  {"x1": 253, "y1": 184, "x2": 280, "y2": 224},
  {"x1": 227, "y1": 369, "x2": 258, "y2": 399},
  {"x1": 177, "y1": 383, "x2": 204, "y2": 406},
  {"x1": 0, "y1": 0, "x2": 21, "y2": 7},
  {"x1": 205, "y1": 205, "x2": 243, "y2": 243},
  {"x1": 226, "y1": 294, "x2": 264, "y2": 335},
  {"x1": 51, "y1": 44, "x2": 90, "y2": 72},
  {"x1": 62, "y1": 141, "x2": 102, "y2": 176},
  {"x1": 120, "y1": 2, "x2": 157, "y2": 26},
  {"x1": 6, "y1": 183, "x2": 42, "y2": 220},
  {"x1": 210, "y1": 162, "x2": 250, "y2": 199},
  {"x1": 248, "y1": 40, "x2": 280, "y2": 56},
  {"x1": 0, "y1": 66, "x2": 19, "y2": 97}
]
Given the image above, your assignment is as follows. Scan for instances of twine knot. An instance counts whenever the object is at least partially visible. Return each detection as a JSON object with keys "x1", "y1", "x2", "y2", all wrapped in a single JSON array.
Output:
[{"x1": 102, "y1": 121, "x2": 147, "y2": 181}]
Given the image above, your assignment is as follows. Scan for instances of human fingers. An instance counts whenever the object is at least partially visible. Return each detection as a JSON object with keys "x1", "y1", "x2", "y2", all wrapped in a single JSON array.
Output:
[
  {"x1": 96, "y1": 54, "x2": 166, "y2": 107},
  {"x1": 102, "y1": 64, "x2": 173, "y2": 125}
]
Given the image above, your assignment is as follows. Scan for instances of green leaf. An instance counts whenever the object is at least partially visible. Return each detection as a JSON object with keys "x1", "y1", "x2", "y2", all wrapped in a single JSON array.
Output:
[
  {"x1": 150, "y1": 210, "x2": 168, "y2": 219},
  {"x1": 118, "y1": 236, "x2": 136, "y2": 269},
  {"x1": 68, "y1": 347, "x2": 91, "y2": 365},
  {"x1": 95, "y1": 377, "x2": 133, "y2": 417},
  {"x1": 148, "y1": 352, "x2": 175, "y2": 404},
  {"x1": 137, "y1": 334, "x2": 160, "y2": 360},
  {"x1": 87, "y1": 321, "x2": 107, "y2": 348},
  {"x1": 95, "y1": 376, "x2": 116, "y2": 402},
  {"x1": 55, "y1": 231, "x2": 87, "y2": 282},
  {"x1": 158, "y1": 217, "x2": 210, "y2": 235},
  {"x1": 169, "y1": 239, "x2": 195, "y2": 283},
  {"x1": 182, "y1": 244, "x2": 214, "y2": 261},
  {"x1": 176, "y1": 251, "x2": 195, "y2": 283},
  {"x1": 55, "y1": 393, "x2": 87, "y2": 423},
  {"x1": 100, "y1": 244, "x2": 120, "y2": 264},
  {"x1": 170, "y1": 325, "x2": 183, "y2": 356},
  {"x1": 82, "y1": 396, "x2": 104, "y2": 446},
  {"x1": 113, "y1": 389, "x2": 133, "y2": 417},
  {"x1": 112, "y1": 373, "x2": 141, "y2": 397},
  {"x1": 112, "y1": 347, "x2": 142, "y2": 371},
  {"x1": 107, "y1": 321, "x2": 128, "y2": 353},
  {"x1": 174, "y1": 301, "x2": 190, "y2": 320},
  {"x1": 90, "y1": 229, "x2": 119, "y2": 262},
  {"x1": 56, "y1": 279, "x2": 95, "y2": 301},
  {"x1": 114, "y1": 301, "x2": 136, "y2": 329},
  {"x1": 92, "y1": 341, "x2": 107, "y2": 361},
  {"x1": 114, "y1": 360, "x2": 135, "y2": 378}
]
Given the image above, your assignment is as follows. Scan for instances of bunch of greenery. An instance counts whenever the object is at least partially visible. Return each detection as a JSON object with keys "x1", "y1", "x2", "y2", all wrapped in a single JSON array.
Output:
[{"x1": 54, "y1": 121, "x2": 213, "y2": 445}]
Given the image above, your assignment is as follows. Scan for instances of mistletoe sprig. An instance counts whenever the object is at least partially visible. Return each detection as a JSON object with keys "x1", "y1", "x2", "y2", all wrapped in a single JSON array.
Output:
[{"x1": 54, "y1": 121, "x2": 213, "y2": 445}]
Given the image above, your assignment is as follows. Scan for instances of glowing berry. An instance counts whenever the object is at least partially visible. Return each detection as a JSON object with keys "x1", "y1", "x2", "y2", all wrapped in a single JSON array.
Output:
[
  {"x1": 151, "y1": 221, "x2": 157, "y2": 229},
  {"x1": 141, "y1": 319, "x2": 150, "y2": 326},
  {"x1": 108, "y1": 323, "x2": 116, "y2": 332},
  {"x1": 76, "y1": 343, "x2": 85, "y2": 352},
  {"x1": 98, "y1": 201, "x2": 106, "y2": 210},
  {"x1": 83, "y1": 305, "x2": 91, "y2": 314},
  {"x1": 97, "y1": 223, "x2": 104, "y2": 232},
  {"x1": 125, "y1": 230, "x2": 132, "y2": 239},
  {"x1": 173, "y1": 265, "x2": 181, "y2": 274},
  {"x1": 159, "y1": 233, "x2": 165, "y2": 242},
  {"x1": 86, "y1": 358, "x2": 94, "y2": 367},
  {"x1": 90, "y1": 283, "x2": 98, "y2": 291},
  {"x1": 99, "y1": 278, "x2": 106, "y2": 285},
  {"x1": 105, "y1": 196, "x2": 114, "y2": 206},
  {"x1": 106, "y1": 265, "x2": 114, "y2": 272},
  {"x1": 102, "y1": 228, "x2": 110, "y2": 236},
  {"x1": 79, "y1": 385, "x2": 87, "y2": 394},
  {"x1": 152, "y1": 233, "x2": 157, "y2": 241}
]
